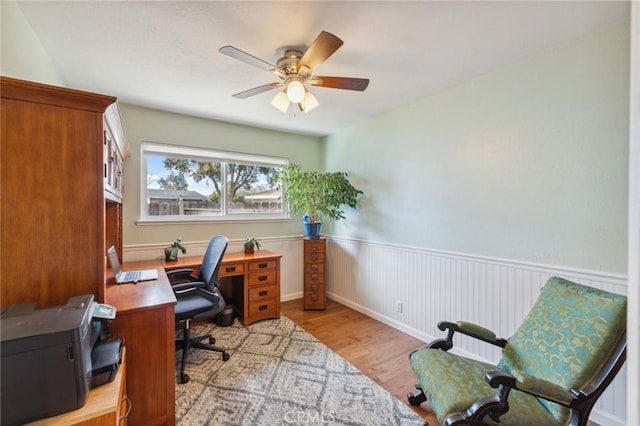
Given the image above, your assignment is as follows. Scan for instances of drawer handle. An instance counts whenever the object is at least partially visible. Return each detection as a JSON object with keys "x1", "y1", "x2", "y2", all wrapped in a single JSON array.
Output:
[
  {"x1": 259, "y1": 290, "x2": 268, "y2": 296},
  {"x1": 311, "y1": 255, "x2": 318, "y2": 261},
  {"x1": 311, "y1": 247, "x2": 318, "y2": 252},
  {"x1": 226, "y1": 266, "x2": 236, "y2": 272},
  {"x1": 311, "y1": 275, "x2": 318, "y2": 281},
  {"x1": 258, "y1": 262, "x2": 268, "y2": 268},
  {"x1": 258, "y1": 275, "x2": 268, "y2": 281},
  {"x1": 120, "y1": 396, "x2": 132, "y2": 421},
  {"x1": 311, "y1": 267, "x2": 318, "y2": 272},
  {"x1": 311, "y1": 285, "x2": 318, "y2": 291},
  {"x1": 259, "y1": 304, "x2": 268, "y2": 311},
  {"x1": 311, "y1": 295, "x2": 318, "y2": 301}
]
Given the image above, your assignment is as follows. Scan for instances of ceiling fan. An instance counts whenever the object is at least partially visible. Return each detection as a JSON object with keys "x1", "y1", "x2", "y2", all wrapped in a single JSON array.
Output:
[{"x1": 219, "y1": 31, "x2": 369, "y2": 113}]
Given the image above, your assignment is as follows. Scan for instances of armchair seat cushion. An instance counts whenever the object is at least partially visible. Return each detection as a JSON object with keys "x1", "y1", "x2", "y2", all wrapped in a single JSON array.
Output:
[{"x1": 410, "y1": 348, "x2": 567, "y2": 426}]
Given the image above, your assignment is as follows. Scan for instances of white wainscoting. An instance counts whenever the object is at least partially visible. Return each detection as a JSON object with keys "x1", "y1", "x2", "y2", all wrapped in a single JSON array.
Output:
[
  {"x1": 124, "y1": 235, "x2": 627, "y2": 425},
  {"x1": 326, "y1": 236, "x2": 628, "y2": 426}
]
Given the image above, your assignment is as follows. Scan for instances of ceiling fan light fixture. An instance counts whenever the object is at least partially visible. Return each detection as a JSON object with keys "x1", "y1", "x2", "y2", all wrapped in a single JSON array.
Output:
[
  {"x1": 286, "y1": 80, "x2": 305, "y2": 103},
  {"x1": 271, "y1": 91, "x2": 290, "y2": 112},
  {"x1": 302, "y1": 91, "x2": 319, "y2": 113}
]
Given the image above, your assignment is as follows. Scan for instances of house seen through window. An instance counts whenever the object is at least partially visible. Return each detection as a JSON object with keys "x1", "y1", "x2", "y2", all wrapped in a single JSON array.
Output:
[{"x1": 141, "y1": 142, "x2": 287, "y2": 222}]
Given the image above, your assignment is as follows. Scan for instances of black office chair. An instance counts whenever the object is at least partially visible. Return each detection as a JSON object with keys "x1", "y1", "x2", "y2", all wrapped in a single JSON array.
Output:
[{"x1": 166, "y1": 235, "x2": 230, "y2": 384}]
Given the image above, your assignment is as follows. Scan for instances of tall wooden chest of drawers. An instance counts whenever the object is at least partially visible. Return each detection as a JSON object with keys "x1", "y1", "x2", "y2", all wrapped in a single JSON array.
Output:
[{"x1": 304, "y1": 238, "x2": 326, "y2": 309}]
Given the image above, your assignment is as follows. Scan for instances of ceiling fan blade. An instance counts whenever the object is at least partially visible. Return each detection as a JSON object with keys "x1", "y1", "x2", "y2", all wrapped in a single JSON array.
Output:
[
  {"x1": 219, "y1": 46, "x2": 285, "y2": 78},
  {"x1": 232, "y1": 82, "x2": 283, "y2": 99},
  {"x1": 298, "y1": 31, "x2": 344, "y2": 71},
  {"x1": 309, "y1": 76, "x2": 369, "y2": 91}
]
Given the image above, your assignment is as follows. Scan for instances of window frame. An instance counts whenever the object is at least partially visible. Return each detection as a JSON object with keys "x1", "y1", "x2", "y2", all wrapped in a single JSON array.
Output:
[{"x1": 138, "y1": 141, "x2": 289, "y2": 224}]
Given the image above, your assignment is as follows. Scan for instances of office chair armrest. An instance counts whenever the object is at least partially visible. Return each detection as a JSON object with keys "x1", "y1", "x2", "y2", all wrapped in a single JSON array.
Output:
[
  {"x1": 172, "y1": 281, "x2": 206, "y2": 294},
  {"x1": 166, "y1": 268, "x2": 198, "y2": 283},
  {"x1": 428, "y1": 321, "x2": 508, "y2": 351}
]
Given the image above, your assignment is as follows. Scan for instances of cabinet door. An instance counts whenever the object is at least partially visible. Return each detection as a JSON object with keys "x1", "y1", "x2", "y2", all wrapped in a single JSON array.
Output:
[{"x1": 1, "y1": 97, "x2": 103, "y2": 307}]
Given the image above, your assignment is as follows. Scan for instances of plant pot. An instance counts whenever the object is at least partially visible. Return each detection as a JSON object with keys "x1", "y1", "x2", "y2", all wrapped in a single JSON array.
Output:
[
  {"x1": 244, "y1": 245, "x2": 254, "y2": 254},
  {"x1": 303, "y1": 222, "x2": 322, "y2": 239},
  {"x1": 164, "y1": 247, "x2": 178, "y2": 261}
]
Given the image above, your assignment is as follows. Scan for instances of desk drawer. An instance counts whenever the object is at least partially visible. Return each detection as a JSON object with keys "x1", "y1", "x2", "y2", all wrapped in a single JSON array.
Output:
[
  {"x1": 248, "y1": 260, "x2": 277, "y2": 272},
  {"x1": 249, "y1": 284, "x2": 278, "y2": 302},
  {"x1": 248, "y1": 299, "x2": 278, "y2": 318},
  {"x1": 248, "y1": 270, "x2": 277, "y2": 286},
  {"x1": 219, "y1": 262, "x2": 244, "y2": 277}
]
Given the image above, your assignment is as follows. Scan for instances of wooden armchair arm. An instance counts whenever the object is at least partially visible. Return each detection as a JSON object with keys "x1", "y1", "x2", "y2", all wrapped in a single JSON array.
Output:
[
  {"x1": 428, "y1": 321, "x2": 508, "y2": 351},
  {"x1": 487, "y1": 370, "x2": 574, "y2": 406}
]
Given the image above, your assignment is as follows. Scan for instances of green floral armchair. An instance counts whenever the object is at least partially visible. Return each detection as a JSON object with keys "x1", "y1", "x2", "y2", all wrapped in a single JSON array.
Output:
[{"x1": 408, "y1": 276, "x2": 627, "y2": 426}]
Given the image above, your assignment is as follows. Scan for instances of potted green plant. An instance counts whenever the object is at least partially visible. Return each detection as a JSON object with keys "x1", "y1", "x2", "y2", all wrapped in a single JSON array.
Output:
[
  {"x1": 272, "y1": 164, "x2": 363, "y2": 238},
  {"x1": 243, "y1": 237, "x2": 262, "y2": 254},
  {"x1": 165, "y1": 236, "x2": 187, "y2": 261}
]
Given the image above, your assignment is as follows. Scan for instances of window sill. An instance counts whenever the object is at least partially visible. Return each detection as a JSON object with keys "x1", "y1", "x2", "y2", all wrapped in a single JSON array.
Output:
[{"x1": 136, "y1": 216, "x2": 292, "y2": 226}]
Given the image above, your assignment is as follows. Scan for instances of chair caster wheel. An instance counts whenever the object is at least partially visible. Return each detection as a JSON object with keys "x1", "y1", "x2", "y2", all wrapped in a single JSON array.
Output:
[
  {"x1": 180, "y1": 374, "x2": 190, "y2": 384},
  {"x1": 222, "y1": 351, "x2": 230, "y2": 361},
  {"x1": 407, "y1": 389, "x2": 427, "y2": 406},
  {"x1": 209, "y1": 337, "x2": 216, "y2": 345}
]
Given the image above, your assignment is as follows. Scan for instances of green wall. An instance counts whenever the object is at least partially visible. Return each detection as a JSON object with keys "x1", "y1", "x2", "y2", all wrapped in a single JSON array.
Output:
[
  {"x1": 326, "y1": 21, "x2": 630, "y2": 274},
  {"x1": 119, "y1": 104, "x2": 323, "y2": 245},
  {"x1": 2, "y1": 0, "x2": 630, "y2": 273}
]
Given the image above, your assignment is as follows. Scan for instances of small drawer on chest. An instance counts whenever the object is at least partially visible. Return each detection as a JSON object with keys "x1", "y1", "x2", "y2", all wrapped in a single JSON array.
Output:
[
  {"x1": 304, "y1": 286, "x2": 326, "y2": 309},
  {"x1": 304, "y1": 273, "x2": 325, "y2": 285},
  {"x1": 304, "y1": 251, "x2": 325, "y2": 263}
]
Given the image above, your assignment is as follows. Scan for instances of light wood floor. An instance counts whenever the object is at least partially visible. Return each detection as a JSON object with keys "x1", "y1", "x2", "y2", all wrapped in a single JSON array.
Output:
[
  {"x1": 281, "y1": 298, "x2": 600, "y2": 426},
  {"x1": 281, "y1": 298, "x2": 437, "y2": 425}
]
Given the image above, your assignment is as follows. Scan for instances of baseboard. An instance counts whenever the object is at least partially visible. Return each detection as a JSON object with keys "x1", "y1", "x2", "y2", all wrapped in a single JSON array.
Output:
[{"x1": 281, "y1": 292, "x2": 303, "y2": 302}]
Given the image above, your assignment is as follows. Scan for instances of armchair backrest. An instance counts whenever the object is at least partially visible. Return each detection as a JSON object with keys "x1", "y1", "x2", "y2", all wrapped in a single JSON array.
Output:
[
  {"x1": 199, "y1": 236, "x2": 229, "y2": 290},
  {"x1": 498, "y1": 276, "x2": 626, "y2": 422}
]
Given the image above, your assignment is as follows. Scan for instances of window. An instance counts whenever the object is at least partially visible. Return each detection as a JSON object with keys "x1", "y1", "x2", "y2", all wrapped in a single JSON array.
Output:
[{"x1": 140, "y1": 142, "x2": 288, "y2": 223}]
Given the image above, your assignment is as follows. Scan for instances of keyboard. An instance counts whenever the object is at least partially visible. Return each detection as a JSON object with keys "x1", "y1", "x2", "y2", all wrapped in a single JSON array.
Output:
[{"x1": 122, "y1": 271, "x2": 141, "y2": 282}]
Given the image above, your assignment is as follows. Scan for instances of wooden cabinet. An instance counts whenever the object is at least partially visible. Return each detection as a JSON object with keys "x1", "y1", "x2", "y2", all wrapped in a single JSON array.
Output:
[
  {"x1": 304, "y1": 238, "x2": 326, "y2": 309},
  {"x1": 106, "y1": 262, "x2": 176, "y2": 426},
  {"x1": 0, "y1": 77, "x2": 129, "y2": 308}
]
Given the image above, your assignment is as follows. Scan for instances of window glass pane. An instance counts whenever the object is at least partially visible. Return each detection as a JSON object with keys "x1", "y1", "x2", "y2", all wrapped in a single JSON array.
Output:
[
  {"x1": 146, "y1": 155, "x2": 222, "y2": 216},
  {"x1": 226, "y1": 163, "x2": 282, "y2": 214}
]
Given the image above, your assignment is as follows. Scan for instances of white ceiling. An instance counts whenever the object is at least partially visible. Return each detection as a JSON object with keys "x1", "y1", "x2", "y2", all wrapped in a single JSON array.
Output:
[{"x1": 16, "y1": 1, "x2": 629, "y2": 137}]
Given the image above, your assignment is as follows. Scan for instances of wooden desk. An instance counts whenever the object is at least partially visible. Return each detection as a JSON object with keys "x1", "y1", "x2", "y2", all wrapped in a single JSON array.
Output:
[
  {"x1": 105, "y1": 261, "x2": 176, "y2": 426},
  {"x1": 26, "y1": 349, "x2": 128, "y2": 425},
  {"x1": 163, "y1": 250, "x2": 282, "y2": 326}
]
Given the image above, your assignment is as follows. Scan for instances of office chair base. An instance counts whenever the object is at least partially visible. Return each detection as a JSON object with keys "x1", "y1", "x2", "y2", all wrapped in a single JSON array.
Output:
[{"x1": 176, "y1": 326, "x2": 230, "y2": 384}]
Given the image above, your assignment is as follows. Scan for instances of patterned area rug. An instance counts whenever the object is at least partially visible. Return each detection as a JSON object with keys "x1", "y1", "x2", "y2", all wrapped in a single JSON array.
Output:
[{"x1": 175, "y1": 315, "x2": 425, "y2": 425}]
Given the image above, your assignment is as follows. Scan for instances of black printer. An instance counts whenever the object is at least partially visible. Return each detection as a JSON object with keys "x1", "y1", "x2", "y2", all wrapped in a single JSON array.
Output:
[{"x1": 0, "y1": 294, "x2": 123, "y2": 425}]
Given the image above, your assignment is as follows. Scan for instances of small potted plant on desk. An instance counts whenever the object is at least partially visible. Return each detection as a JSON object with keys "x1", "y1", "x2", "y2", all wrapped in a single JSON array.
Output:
[
  {"x1": 272, "y1": 163, "x2": 364, "y2": 238},
  {"x1": 165, "y1": 236, "x2": 187, "y2": 261},
  {"x1": 243, "y1": 237, "x2": 262, "y2": 255}
]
